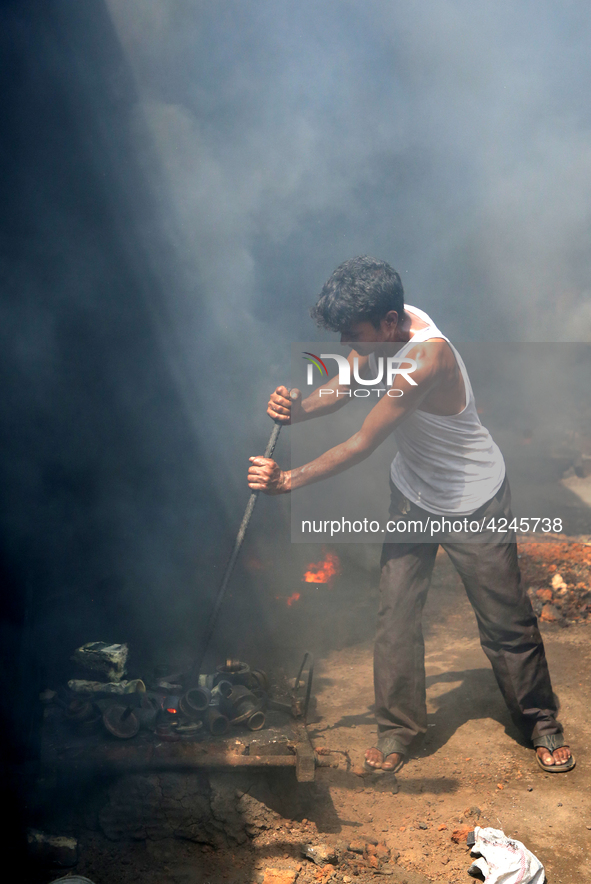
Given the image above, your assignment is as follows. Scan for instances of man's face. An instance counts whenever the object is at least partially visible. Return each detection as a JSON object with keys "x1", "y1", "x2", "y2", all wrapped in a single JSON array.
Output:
[{"x1": 340, "y1": 313, "x2": 399, "y2": 355}]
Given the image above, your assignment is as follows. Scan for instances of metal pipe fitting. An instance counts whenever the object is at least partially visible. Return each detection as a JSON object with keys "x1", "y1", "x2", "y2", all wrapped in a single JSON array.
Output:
[
  {"x1": 204, "y1": 706, "x2": 229, "y2": 736},
  {"x1": 180, "y1": 687, "x2": 211, "y2": 717}
]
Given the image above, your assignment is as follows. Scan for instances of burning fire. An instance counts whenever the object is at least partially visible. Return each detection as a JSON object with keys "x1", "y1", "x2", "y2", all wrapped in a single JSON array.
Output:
[
  {"x1": 274, "y1": 551, "x2": 341, "y2": 606},
  {"x1": 275, "y1": 591, "x2": 302, "y2": 607},
  {"x1": 303, "y1": 551, "x2": 341, "y2": 584}
]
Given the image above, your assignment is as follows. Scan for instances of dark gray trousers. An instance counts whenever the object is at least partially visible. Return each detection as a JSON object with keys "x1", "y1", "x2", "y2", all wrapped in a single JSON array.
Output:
[{"x1": 375, "y1": 477, "x2": 562, "y2": 756}]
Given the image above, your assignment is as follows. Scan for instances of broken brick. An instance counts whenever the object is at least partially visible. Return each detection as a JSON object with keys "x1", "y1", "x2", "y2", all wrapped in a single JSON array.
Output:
[
  {"x1": 540, "y1": 604, "x2": 561, "y2": 622},
  {"x1": 262, "y1": 870, "x2": 298, "y2": 884},
  {"x1": 451, "y1": 827, "x2": 471, "y2": 843}
]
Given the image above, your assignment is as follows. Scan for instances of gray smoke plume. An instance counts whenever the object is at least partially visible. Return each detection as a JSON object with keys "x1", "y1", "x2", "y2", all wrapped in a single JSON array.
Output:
[
  {"x1": 106, "y1": 0, "x2": 591, "y2": 473},
  {"x1": 2, "y1": 1, "x2": 591, "y2": 681}
]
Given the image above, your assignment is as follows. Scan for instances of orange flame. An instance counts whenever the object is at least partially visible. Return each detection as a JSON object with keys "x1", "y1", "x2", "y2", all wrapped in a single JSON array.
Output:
[
  {"x1": 303, "y1": 551, "x2": 340, "y2": 584},
  {"x1": 275, "y1": 592, "x2": 302, "y2": 607}
]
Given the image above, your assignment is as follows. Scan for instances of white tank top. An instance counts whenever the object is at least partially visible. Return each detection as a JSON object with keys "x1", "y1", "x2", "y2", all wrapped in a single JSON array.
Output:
[{"x1": 368, "y1": 305, "x2": 505, "y2": 516}]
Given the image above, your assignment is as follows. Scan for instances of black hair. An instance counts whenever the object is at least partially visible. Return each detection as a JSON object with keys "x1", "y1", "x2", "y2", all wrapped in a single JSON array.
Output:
[{"x1": 310, "y1": 256, "x2": 405, "y2": 332}]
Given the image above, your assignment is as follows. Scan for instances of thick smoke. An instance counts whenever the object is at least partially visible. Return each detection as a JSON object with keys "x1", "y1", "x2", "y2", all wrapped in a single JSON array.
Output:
[
  {"x1": 2, "y1": 0, "x2": 591, "y2": 680},
  {"x1": 4, "y1": 4, "x2": 590, "y2": 858},
  {"x1": 106, "y1": 0, "x2": 591, "y2": 489}
]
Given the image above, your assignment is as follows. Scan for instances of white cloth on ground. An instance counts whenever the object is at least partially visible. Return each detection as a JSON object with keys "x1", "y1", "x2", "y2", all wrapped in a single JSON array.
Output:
[{"x1": 468, "y1": 826, "x2": 545, "y2": 884}]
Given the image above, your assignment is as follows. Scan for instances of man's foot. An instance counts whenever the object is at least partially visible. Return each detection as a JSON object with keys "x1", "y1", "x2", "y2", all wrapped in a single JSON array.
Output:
[
  {"x1": 536, "y1": 745, "x2": 575, "y2": 772},
  {"x1": 364, "y1": 748, "x2": 404, "y2": 772}
]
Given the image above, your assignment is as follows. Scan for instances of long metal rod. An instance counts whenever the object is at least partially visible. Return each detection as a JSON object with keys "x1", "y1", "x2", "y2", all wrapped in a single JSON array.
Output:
[
  {"x1": 189, "y1": 421, "x2": 283, "y2": 681},
  {"x1": 54, "y1": 754, "x2": 298, "y2": 775}
]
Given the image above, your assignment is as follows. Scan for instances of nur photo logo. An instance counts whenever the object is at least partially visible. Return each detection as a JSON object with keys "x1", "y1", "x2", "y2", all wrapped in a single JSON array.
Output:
[{"x1": 302, "y1": 350, "x2": 418, "y2": 396}]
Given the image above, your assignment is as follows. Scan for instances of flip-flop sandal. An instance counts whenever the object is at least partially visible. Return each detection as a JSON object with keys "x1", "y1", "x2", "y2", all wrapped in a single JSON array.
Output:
[
  {"x1": 363, "y1": 750, "x2": 405, "y2": 775},
  {"x1": 536, "y1": 749, "x2": 576, "y2": 773}
]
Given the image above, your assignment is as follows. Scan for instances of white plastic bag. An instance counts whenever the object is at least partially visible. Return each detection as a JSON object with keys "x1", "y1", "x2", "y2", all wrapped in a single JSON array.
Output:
[
  {"x1": 50, "y1": 878, "x2": 97, "y2": 884},
  {"x1": 469, "y1": 826, "x2": 545, "y2": 884}
]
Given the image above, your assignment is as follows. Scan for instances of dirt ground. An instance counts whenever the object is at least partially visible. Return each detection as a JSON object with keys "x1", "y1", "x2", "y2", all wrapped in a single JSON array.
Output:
[
  {"x1": 64, "y1": 546, "x2": 591, "y2": 884},
  {"x1": 302, "y1": 549, "x2": 591, "y2": 883}
]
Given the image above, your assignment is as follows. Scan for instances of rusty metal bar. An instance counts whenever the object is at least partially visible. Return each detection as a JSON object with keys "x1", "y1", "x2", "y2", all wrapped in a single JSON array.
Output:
[
  {"x1": 47, "y1": 738, "x2": 318, "y2": 781},
  {"x1": 51, "y1": 753, "x2": 299, "y2": 775}
]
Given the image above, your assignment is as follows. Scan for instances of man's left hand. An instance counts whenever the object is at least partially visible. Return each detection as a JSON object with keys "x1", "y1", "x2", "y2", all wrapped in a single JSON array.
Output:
[{"x1": 248, "y1": 457, "x2": 290, "y2": 494}]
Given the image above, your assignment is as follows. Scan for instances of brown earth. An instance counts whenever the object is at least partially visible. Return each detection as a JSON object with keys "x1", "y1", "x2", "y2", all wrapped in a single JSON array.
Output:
[
  {"x1": 302, "y1": 548, "x2": 591, "y2": 884},
  {"x1": 519, "y1": 537, "x2": 591, "y2": 622},
  {"x1": 69, "y1": 545, "x2": 591, "y2": 884}
]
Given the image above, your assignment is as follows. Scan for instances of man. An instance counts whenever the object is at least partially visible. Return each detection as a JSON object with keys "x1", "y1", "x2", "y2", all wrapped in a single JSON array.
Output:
[{"x1": 247, "y1": 256, "x2": 574, "y2": 774}]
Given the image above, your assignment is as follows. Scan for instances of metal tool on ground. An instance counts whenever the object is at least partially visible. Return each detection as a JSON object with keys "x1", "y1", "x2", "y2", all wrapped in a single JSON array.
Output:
[
  {"x1": 188, "y1": 391, "x2": 298, "y2": 683},
  {"x1": 267, "y1": 651, "x2": 314, "y2": 723}
]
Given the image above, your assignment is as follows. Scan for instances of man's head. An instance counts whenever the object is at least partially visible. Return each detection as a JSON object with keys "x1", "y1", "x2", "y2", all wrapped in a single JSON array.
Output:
[{"x1": 310, "y1": 256, "x2": 405, "y2": 349}]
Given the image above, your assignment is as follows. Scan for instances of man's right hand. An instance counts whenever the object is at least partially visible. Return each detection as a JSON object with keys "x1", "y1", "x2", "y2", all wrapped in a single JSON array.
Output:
[{"x1": 267, "y1": 386, "x2": 301, "y2": 424}]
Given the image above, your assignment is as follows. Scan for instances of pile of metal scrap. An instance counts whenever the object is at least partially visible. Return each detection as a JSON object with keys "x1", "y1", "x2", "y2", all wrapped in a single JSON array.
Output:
[
  {"x1": 45, "y1": 644, "x2": 313, "y2": 746},
  {"x1": 154, "y1": 658, "x2": 271, "y2": 742},
  {"x1": 40, "y1": 647, "x2": 317, "y2": 782}
]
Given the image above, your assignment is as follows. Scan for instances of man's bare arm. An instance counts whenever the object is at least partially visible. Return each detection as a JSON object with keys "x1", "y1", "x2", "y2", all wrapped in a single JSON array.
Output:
[
  {"x1": 250, "y1": 343, "x2": 443, "y2": 493},
  {"x1": 267, "y1": 350, "x2": 370, "y2": 424}
]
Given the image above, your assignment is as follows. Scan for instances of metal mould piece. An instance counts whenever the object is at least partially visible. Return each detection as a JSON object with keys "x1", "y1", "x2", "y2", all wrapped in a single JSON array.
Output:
[
  {"x1": 65, "y1": 700, "x2": 94, "y2": 723},
  {"x1": 154, "y1": 724, "x2": 180, "y2": 742},
  {"x1": 210, "y1": 680, "x2": 232, "y2": 700},
  {"x1": 250, "y1": 669, "x2": 269, "y2": 692},
  {"x1": 65, "y1": 700, "x2": 102, "y2": 734},
  {"x1": 203, "y1": 706, "x2": 229, "y2": 736},
  {"x1": 194, "y1": 664, "x2": 268, "y2": 695},
  {"x1": 176, "y1": 720, "x2": 204, "y2": 739},
  {"x1": 179, "y1": 687, "x2": 211, "y2": 718},
  {"x1": 155, "y1": 679, "x2": 184, "y2": 693},
  {"x1": 102, "y1": 705, "x2": 140, "y2": 739},
  {"x1": 215, "y1": 659, "x2": 250, "y2": 685},
  {"x1": 220, "y1": 685, "x2": 266, "y2": 726},
  {"x1": 135, "y1": 695, "x2": 160, "y2": 729},
  {"x1": 222, "y1": 658, "x2": 248, "y2": 674},
  {"x1": 197, "y1": 673, "x2": 216, "y2": 690},
  {"x1": 246, "y1": 710, "x2": 266, "y2": 731},
  {"x1": 163, "y1": 695, "x2": 180, "y2": 715}
]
